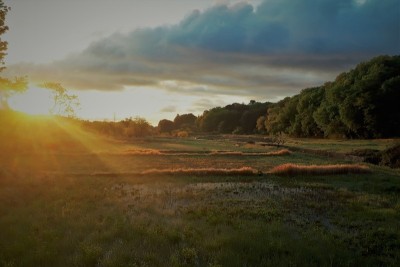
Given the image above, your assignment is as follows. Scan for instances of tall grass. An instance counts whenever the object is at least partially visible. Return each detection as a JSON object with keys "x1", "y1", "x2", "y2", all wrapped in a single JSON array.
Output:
[
  {"x1": 141, "y1": 167, "x2": 257, "y2": 176},
  {"x1": 121, "y1": 149, "x2": 291, "y2": 156},
  {"x1": 122, "y1": 149, "x2": 162, "y2": 155},
  {"x1": 209, "y1": 149, "x2": 290, "y2": 156},
  {"x1": 85, "y1": 167, "x2": 258, "y2": 177},
  {"x1": 269, "y1": 163, "x2": 371, "y2": 176}
]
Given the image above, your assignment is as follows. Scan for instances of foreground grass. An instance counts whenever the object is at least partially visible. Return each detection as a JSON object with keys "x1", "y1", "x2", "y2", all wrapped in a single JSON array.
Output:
[
  {"x1": 1, "y1": 114, "x2": 399, "y2": 266},
  {"x1": 1, "y1": 170, "x2": 399, "y2": 267}
]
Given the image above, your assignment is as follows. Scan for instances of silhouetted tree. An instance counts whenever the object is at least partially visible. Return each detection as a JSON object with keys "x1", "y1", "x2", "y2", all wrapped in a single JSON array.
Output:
[
  {"x1": 129, "y1": 117, "x2": 152, "y2": 137},
  {"x1": 40, "y1": 82, "x2": 80, "y2": 117},
  {"x1": 0, "y1": 1, "x2": 27, "y2": 109},
  {"x1": 81, "y1": 116, "x2": 153, "y2": 139},
  {"x1": 376, "y1": 76, "x2": 400, "y2": 136},
  {"x1": 158, "y1": 119, "x2": 175, "y2": 133},
  {"x1": 0, "y1": 1, "x2": 9, "y2": 72},
  {"x1": 256, "y1": 115, "x2": 266, "y2": 134},
  {"x1": 197, "y1": 102, "x2": 269, "y2": 134},
  {"x1": 173, "y1": 113, "x2": 197, "y2": 130}
]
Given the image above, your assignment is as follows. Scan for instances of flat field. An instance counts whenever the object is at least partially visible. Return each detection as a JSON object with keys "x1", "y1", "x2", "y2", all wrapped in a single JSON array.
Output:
[{"x1": 0, "y1": 117, "x2": 399, "y2": 266}]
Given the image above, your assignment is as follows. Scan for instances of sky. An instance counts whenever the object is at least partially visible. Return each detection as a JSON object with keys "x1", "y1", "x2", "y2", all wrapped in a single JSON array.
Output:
[{"x1": 3, "y1": 0, "x2": 399, "y2": 124}]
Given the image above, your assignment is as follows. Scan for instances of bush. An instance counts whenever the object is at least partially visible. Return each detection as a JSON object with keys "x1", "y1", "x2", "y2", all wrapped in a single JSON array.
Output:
[
  {"x1": 380, "y1": 144, "x2": 400, "y2": 168},
  {"x1": 349, "y1": 149, "x2": 381, "y2": 165},
  {"x1": 177, "y1": 131, "x2": 189, "y2": 138},
  {"x1": 269, "y1": 163, "x2": 370, "y2": 176},
  {"x1": 349, "y1": 145, "x2": 400, "y2": 168}
]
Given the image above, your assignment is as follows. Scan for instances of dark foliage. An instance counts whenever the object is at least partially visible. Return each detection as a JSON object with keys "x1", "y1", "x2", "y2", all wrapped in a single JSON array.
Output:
[
  {"x1": 197, "y1": 101, "x2": 271, "y2": 134},
  {"x1": 0, "y1": 1, "x2": 27, "y2": 109},
  {"x1": 380, "y1": 144, "x2": 400, "y2": 168},
  {"x1": 156, "y1": 56, "x2": 399, "y2": 138},
  {"x1": 157, "y1": 113, "x2": 197, "y2": 133},
  {"x1": 80, "y1": 117, "x2": 154, "y2": 138},
  {"x1": 350, "y1": 149, "x2": 382, "y2": 165},
  {"x1": 348, "y1": 144, "x2": 400, "y2": 168},
  {"x1": 260, "y1": 55, "x2": 400, "y2": 138},
  {"x1": 173, "y1": 113, "x2": 197, "y2": 130},
  {"x1": 157, "y1": 119, "x2": 175, "y2": 133}
]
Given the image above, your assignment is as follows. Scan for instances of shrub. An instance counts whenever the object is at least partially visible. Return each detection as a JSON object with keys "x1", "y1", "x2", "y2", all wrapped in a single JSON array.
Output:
[
  {"x1": 176, "y1": 131, "x2": 189, "y2": 138},
  {"x1": 380, "y1": 144, "x2": 400, "y2": 168},
  {"x1": 269, "y1": 163, "x2": 370, "y2": 176},
  {"x1": 349, "y1": 149, "x2": 381, "y2": 164}
]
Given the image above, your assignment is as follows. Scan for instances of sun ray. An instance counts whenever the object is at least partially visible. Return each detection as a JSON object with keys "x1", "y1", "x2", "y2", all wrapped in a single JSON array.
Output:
[{"x1": 49, "y1": 117, "x2": 128, "y2": 174}]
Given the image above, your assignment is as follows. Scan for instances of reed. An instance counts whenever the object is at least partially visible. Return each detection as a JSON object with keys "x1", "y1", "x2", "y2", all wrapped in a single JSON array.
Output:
[{"x1": 269, "y1": 163, "x2": 370, "y2": 176}]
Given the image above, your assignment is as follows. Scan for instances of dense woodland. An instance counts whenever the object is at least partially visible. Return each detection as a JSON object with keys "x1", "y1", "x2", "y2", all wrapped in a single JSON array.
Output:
[
  {"x1": 158, "y1": 55, "x2": 400, "y2": 139},
  {"x1": 158, "y1": 101, "x2": 271, "y2": 135},
  {"x1": 261, "y1": 55, "x2": 400, "y2": 138}
]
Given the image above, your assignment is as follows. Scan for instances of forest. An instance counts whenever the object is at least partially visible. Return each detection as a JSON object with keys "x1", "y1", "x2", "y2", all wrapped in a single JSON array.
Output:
[
  {"x1": 156, "y1": 55, "x2": 400, "y2": 139},
  {"x1": 261, "y1": 55, "x2": 400, "y2": 138}
]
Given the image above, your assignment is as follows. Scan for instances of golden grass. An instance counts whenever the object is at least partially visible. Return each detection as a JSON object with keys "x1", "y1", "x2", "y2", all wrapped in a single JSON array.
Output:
[
  {"x1": 269, "y1": 163, "x2": 371, "y2": 176},
  {"x1": 141, "y1": 167, "x2": 257, "y2": 176},
  {"x1": 79, "y1": 167, "x2": 258, "y2": 177},
  {"x1": 205, "y1": 149, "x2": 291, "y2": 156},
  {"x1": 122, "y1": 149, "x2": 162, "y2": 155},
  {"x1": 120, "y1": 149, "x2": 291, "y2": 156}
]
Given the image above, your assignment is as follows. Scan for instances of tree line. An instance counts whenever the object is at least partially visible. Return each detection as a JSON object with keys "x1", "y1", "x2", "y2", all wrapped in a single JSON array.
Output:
[
  {"x1": 158, "y1": 101, "x2": 271, "y2": 135},
  {"x1": 76, "y1": 117, "x2": 154, "y2": 138},
  {"x1": 158, "y1": 55, "x2": 400, "y2": 139},
  {"x1": 259, "y1": 55, "x2": 400, "y2": 138}
]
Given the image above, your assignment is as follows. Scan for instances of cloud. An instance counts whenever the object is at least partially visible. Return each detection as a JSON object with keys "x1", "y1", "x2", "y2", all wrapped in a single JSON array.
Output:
[
  {"x1": 160, "y1": 105, "x2": 177, "y2": 113},
  {"x1": 6, "y1": 0, "x2": 399, "y2": 100},
  {"x1": 188, "y1": 98, "x2": 228, "y2": 113}
]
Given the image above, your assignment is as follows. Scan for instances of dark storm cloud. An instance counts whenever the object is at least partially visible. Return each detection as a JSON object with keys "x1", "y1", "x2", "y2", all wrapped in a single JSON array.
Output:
[{"x1": 8, "y1": 0, "x2": 399, "y2": 98}]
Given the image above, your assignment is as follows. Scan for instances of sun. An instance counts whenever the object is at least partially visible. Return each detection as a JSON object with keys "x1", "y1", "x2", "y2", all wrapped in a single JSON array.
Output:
[{"x1": 8, "y1": 86, "x2": 54, "y2": 116}]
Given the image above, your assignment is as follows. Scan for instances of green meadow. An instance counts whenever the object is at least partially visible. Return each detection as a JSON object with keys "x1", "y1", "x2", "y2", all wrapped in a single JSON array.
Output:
[{"x1": 0, "y1": 115, "x2": 399, "y2": 267}]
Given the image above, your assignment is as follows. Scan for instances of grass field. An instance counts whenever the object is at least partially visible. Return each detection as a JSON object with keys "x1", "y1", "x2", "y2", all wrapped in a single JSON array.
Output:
[{"x1": 1, "y1": 115, "x2": 399, "y2": 266}]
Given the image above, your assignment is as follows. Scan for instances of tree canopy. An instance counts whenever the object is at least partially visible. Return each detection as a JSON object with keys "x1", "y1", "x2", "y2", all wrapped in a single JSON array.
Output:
[
  {"x1": 259, "y1": 55, "x2": 400, "y2": 138},
  {"x1": 0, "y1": 1, "x2": 27, "y2": 109},
  {"x1": 196, "y1": 101, "x2": 271, "y2": 134},
  {"x1": 156, "y1": 55, "x2": 399, "y2": 139}
]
